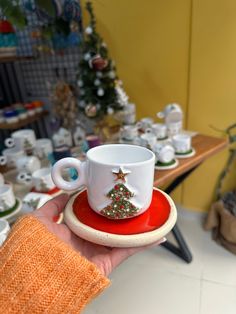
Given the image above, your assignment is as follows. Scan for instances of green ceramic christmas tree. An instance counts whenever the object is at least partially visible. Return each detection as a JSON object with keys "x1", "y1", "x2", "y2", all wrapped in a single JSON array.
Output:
[{"x1": 101, "y1": 168, "x2": 139, "y2": 219}]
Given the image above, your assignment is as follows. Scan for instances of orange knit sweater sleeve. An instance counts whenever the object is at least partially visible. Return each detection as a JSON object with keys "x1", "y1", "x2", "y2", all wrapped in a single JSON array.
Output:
[{"x1": 0, "y1": 216, "x2": 110, "y2": 314}]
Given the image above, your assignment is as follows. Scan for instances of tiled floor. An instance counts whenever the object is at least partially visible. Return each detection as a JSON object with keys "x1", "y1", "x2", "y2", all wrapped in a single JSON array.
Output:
[{"x1": 84, "y1": 208, "x2": 236, "y2": 314}]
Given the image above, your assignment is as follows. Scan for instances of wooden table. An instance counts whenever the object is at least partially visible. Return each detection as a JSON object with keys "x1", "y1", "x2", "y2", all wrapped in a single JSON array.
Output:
[{"x1": 154, "y1": 134, "x2": 228, "y2": 263}]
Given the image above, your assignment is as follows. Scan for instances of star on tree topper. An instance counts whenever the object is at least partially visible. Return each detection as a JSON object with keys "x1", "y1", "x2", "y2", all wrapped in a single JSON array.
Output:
[{"x1": 112, "y1": 167, "x2": 130, "y2": 182}]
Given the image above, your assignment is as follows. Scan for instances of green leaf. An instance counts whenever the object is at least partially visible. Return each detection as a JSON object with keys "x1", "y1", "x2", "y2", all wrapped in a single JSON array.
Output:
[{"x1": 35, "y1": 0, "x2": 55, "y2": 18}]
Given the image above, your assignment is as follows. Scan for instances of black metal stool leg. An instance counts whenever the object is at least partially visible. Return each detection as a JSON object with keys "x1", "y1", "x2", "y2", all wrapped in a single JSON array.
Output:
[
  {"x1": 161, "y1": 224, "x2": 193, "y2": 263},
  {"x1": 159, "y1": 165, "x2": 201, "y2": 263}
]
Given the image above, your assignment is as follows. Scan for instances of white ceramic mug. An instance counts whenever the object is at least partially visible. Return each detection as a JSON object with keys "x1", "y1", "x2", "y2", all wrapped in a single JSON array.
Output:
[
  {"x1": 0, "y1": 173, "x2": 4, "y2": 186},
  {"x1": 23, "y1": 192, "x2": 52, "y2": 212},
  {"x1": 140, "y1": 133, "x2": 157, "y2": 150},
  {"x1": 146, "y1": 123, "x2": 167, "y2": 140},
  {"x1": 32, "y1": 167, "x2": 56, "y2": 192},
  {"x1": 120, "y1": 125, "x2": 138, "y2": 141},
  {"x1": 167, "y1": 121, "x2": 182, "y2": 137},
  {"x1": 0, "y1": 184, "x2": 16, "y2": 212},
  {"x1": 2, "y1": 147, "x2": 25, "y2": 167},
  {"x1": 153, "y1": 143, "x2": 175, "y2": 164},
  {"x1": 137, "y1": 117, "x2": 153, "y2": 131},
  {"x1": 172, "y1": 134, "x2": 191, "y2": 153},
  {"x1": 16, "y1": 156, "x2": 41, "y2": 174},
  {"x1": 52, "y1": 144, "x2": 155, "y2": 219},
  {"x1": 34, "y1": 138, "x2": 53, "y2": 159},
  {"x1": 0, "y1": 219, "x2": 10, "y2": 246},
  {"x1": 5, "y1": 129, "x2": 36, "y2": 152}
]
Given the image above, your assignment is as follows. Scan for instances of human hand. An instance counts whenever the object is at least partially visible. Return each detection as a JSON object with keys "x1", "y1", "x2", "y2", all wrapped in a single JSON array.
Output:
[{"x1": 33, "y1": 194, "x2": 166, "y2": 276}]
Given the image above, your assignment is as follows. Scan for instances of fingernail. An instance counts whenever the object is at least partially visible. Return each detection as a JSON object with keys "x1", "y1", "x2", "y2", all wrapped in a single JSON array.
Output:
[{"x1": 160, "y1": 237, "x2": 167, "y2": 244}]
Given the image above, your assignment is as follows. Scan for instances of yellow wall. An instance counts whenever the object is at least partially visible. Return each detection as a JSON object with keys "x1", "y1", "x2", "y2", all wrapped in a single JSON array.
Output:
[{"x1": 82, "y1": 0, "x2": 236, "y2": 212}]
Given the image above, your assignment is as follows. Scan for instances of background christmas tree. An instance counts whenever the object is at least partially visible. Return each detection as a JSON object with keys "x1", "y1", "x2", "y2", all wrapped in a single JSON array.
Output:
[
  {"x1": 77, "y1": 0, "x2": 123, "y2": 118},
  {"x1": 101, "y1": 182, "x2": 139, "y2": 219}
]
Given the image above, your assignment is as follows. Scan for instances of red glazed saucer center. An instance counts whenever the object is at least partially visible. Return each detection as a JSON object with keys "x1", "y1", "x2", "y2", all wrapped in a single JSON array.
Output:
[{"x1": 73, "y1": 189, "x2": 171, "y2": 235}]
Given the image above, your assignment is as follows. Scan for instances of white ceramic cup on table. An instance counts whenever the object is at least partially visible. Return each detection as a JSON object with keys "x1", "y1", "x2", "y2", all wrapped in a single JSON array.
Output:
[
  {"x1": 167, "y1": 121, "x2": 182, "y2": 137},
  {"x1": 0, "y1": 173, "x2": 4, "y2": 186},
  {"x1": 0, "y1": 219, "x2": 10, "y2": 246},
  {"x1": 52, "y1": 144, "x2": 155, "y2": 219},
  {"x1": 5, "y1": 129, "x2": 36, "y2": 152},
  {"x1": 137, "y1": 117, "x2": 153, "y2": 131},
  {"x1": 34, "y1": 138, "x2": 53, "y2": 159},
  {"x1": 16, "y1": 156, "x2": 41, "y2": 174},
  {"x1": 172, "y1": 134, "x2": 191, "y2": 153},
  {"x1": 140, "y1": 133, "x2": 156, "y2": 150},
  {"x1": 146, "y1": 123, "x2": 167, "y2": 140},
  {"x1": 2, "y1": 147, "x2": 25, "y2": 167},
  {"x1": 120, "y1": 125, "x2": 138, "y2": 141},
  {"x1": 32, "y1": 167, "x2": 56, "y2": 192},
  {"x1": 153, "y1": 143, "x2": 175, "y2": 164},
  {"x1": 0, "y1": 184, "x2": 16, "y2": 212}
]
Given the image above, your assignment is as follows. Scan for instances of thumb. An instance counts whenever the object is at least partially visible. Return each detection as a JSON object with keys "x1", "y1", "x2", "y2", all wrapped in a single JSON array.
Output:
[{"x1": 36, "y1": 193, "x2": 69, "y2": 219}]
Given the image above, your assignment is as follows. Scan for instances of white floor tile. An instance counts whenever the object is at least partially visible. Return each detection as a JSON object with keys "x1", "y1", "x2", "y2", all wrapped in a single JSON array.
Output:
[
  {"x1": 200, "y1": 281, "x2": 236, "y2": 314},
  {"x1": 84, "y1": 264, "x2": 201, "y2": 314},
  {"x1": 84, "y1": 208, "x2": 236, "y2": 314},
  {"x1": 201, "y1": 236, "x2": 236, "y2": 286}
]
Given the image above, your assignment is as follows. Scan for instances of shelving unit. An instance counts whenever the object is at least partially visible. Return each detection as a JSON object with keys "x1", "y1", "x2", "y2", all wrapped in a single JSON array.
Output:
[
  {"x1": 0, "y1": 55, "x2": 35, "y2": 63},
  {"x1": 0, "y1": 110, "x2": 48, "y2": 130},
  {"x1": 0, "y1": 110, "x2": 50, "y2": 139}
]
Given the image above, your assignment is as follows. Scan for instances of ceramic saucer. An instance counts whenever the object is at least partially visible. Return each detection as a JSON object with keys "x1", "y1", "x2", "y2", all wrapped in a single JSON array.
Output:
[
  {"x1": 0, "y1": 198, "x2": 22, "y2": 223},
  {"x1": 155, "y1": 159, "x2": 179, "y2": 170},
  {"x1": 64, "y1": 187, "x2": 177, "y2": 248},
  {"x1": 175, "y1": 148, "x2": 196, "y2": 159}
]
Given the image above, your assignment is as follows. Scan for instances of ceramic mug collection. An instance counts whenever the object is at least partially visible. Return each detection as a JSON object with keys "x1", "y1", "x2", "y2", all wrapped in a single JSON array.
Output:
[{"x1": 52, "y1": 144, "x2": 155, "y2": 219}]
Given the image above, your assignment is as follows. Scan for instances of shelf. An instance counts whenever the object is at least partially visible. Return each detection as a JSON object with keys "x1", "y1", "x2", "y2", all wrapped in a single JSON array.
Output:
[
  {"x1": 0, "y1": 55, "x2": 35, "y2": 63},
  {"x1": 0, "y1": 110, "x2": 49, "y2": 130}
]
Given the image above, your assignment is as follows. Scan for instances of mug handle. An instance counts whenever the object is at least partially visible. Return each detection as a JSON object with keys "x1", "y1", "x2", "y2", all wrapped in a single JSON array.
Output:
[
  {"x1": 51, "y1": 157, "x2": 87, "y2": 191},
  {"x1": 5, "y1": 138, "x2": 15, "y2": 148},
  {"x1": 157, "y1": 112, "x2": 164, "y2": 119},
  {"x1": 145, "y1": 128, "x2": 152, "y2": 134}
]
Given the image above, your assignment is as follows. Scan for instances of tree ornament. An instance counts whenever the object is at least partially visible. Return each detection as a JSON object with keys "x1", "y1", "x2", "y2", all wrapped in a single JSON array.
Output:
[
  {"x1": 80, "y1": 89, "x2": 85, "y2": 95},
  {"x1": 85, "y1": 26, "x2": 93, "y2": 34},
  {"x1": 85, "y1": 104, "x2": 97, "y2": 117},
  {"x1": 79, "y1": 100, "x2": 86, "y2": 108},
  {"x1": 97, "y1": 88, "x2": 104, "y2": 97},
  {"x1": 108, "y1": 71, "x2": 116, "y2": 79},
  {"x1": 96, "y1": 71, "x2": 103, "y2": 78},
  {"x1": 89, "y1": 54, "x2": 108, "y2": 71},
  {"x1": 77, "y1": 80, "x2": 83, "y2": 87},
  {"x1": 84, "y1": 52, "x2": 91, "y2": 61},
  {"x1": 107, "y1": 107, "x2": 114, "y2": 115},
  {"x1": 94, "y1": 79, "x2": 101, "y2": 86}
]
